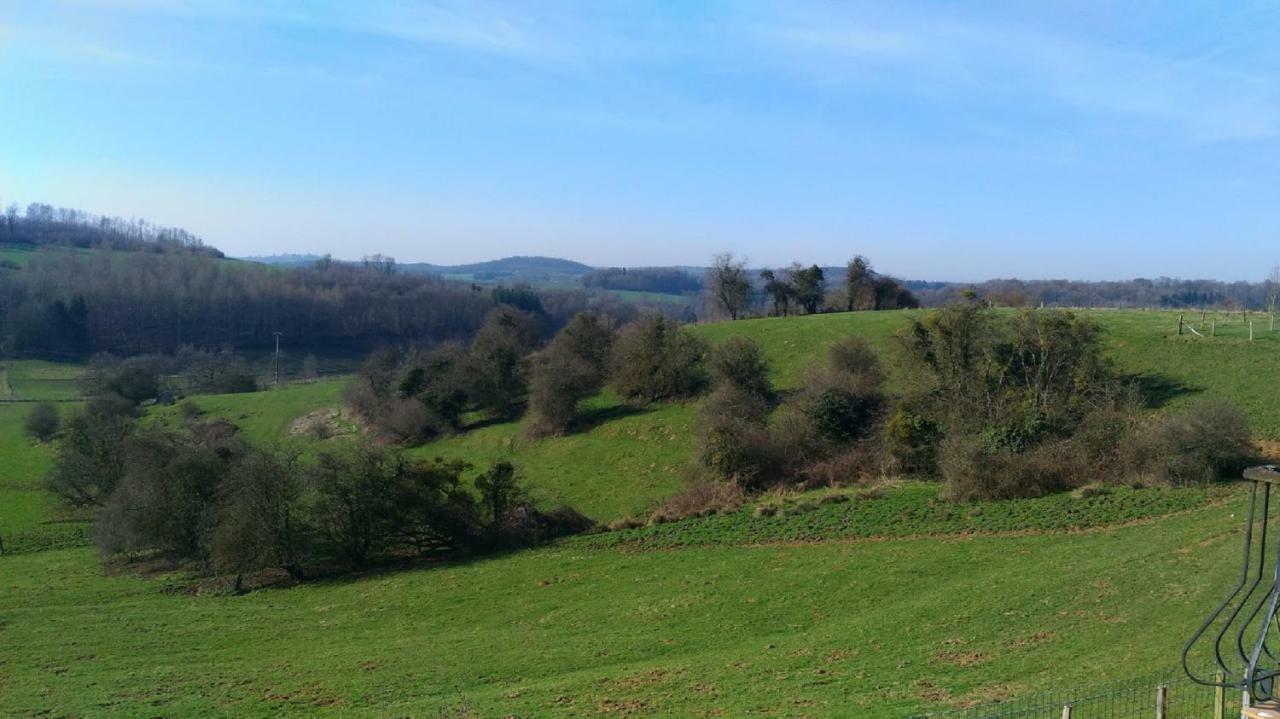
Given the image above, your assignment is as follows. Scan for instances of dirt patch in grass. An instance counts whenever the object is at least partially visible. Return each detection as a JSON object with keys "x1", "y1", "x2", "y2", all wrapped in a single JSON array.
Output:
[{"x1": 288, "y1": 408, "x2": 352, "y2": 439}]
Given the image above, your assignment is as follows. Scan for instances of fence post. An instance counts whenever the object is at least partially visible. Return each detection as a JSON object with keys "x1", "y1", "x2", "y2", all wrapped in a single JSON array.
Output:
[
  {"x1": 1212, "y1": 320, "x2": 1216, "y2": 337},
  {"x1": 1215, "y1": 671, "x2": 1226, "y2": 719},
  {"x1": 1179, "y1": 314, "x2": 1184, "y2": 335},
  {"x1": 1061, "y1": 703, "x2": 1072, "y2": 719},
  {"x1": 1156, "y1": 683, "x2": 1167, "y2": 719}
]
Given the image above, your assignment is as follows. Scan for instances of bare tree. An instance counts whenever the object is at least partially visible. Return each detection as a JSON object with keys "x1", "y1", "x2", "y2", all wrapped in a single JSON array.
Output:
[{"x1": 708, "y1": 253, "x2": 751, "y2": 320}]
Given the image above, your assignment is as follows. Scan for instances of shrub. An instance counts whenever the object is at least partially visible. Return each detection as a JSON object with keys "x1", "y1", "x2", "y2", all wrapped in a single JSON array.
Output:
[
  {"x1": 827, "y1": 336, "x2": 884, "y2": 388},
  {"x1": 1124, "y1": 399, "x2": 1254, "y2": 485},
  {"x1": 46, "y1": 400, "x2": 137, "y2": 507},
  {"x1": 708, "y1": 336, "x2": 772, "y2": 399},
  {"x1": 882, "y1": 404, "x2": 941, "y2": 475},
  {"x1": 210, "y1": 450, "x2": 309, "y2": 579},
  {"x1": 939, "y1": 433, "x2": 1074, "y2": 502},
  {"x1": 308, "y1": 449, "x2": 487, "y2": 565},
  {"x1": 694, "y1": 386, "x2": 779, "y2": 487},
  {"x1": 307, "y1": 448, "x2": 405, "y2": 566},
  {"x1": 650, "y1": 481, "x2": 746, "y2": 524},
  {"x1": 413, "y1": 342, "x2": 471, "y2": 428},
  {"x1": 491, "y1": 503, "x2": 594, "y2": 548},
  {"x1": 178, "y1": 399, "x2": 202, "y2": 421},
  {"x1": 93, "y1": 427, "x2": 241, "y2": 559},
  {"x1": 525, "y1": 314, "x2": 615, "y2": 437},
  {"x1": 526, "y1": 349, "x2": 597, "y2": 437},
  {"x1": 611, "y1": 315, "x2": 707, "y2": 402},
  {"x1": 23, "y1": 402, "x2": 59, "y2": 442},
  {"x1": 467, "y1": 307, "x2": 545, "y2": 418},
  {"x1": 80, "y1": 353, "x2": 166, "y2": 404},
  {"x1": 802, "y1": 443, "x2": 881, "y2": 487}
]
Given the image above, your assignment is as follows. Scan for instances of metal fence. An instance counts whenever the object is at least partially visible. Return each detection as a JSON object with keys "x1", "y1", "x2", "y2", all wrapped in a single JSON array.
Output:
[{"x1": 913, "y1": 669, "x2": 1242, "y2": 719}]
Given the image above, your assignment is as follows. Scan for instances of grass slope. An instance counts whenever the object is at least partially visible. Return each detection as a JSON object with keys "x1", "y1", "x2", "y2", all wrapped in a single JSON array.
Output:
[
  {"x1": 0, "y1": 493, "x2": 1247, "y2": 717},
  {"x1": 0, "y1": 308, "x2": 1270, "y2": 716},
  {"x1": 145, "y1": 309, "x2": 1280, "y2": 524}
]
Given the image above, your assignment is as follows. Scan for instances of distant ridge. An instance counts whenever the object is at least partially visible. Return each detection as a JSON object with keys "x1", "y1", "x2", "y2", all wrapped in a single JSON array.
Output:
[{"x1": 400, "y1": 255, "x2": 594, "y2": 276}]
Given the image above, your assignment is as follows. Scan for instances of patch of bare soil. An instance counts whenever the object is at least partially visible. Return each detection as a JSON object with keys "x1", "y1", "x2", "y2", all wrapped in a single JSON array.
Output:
[{"x1": 289, "y1": 408, "x2": 352, "y2": 440}]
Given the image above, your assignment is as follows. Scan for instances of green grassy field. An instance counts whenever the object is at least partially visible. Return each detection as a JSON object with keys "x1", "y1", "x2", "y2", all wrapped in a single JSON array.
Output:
[
  {"x1": 0, "y1": 491, "x2": 1247, "y2": 717},
  {"x1": 1, "y1": 307, "x2": 1274, "y2": 717},
  {"x1": 123, "y1": 308, "x2": 1280, "y2": 524}
]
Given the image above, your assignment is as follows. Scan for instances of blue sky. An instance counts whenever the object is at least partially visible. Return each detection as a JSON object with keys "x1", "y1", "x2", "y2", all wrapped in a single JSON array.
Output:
[{"x1": 1, "y1": 1, "x2": 1278, "y2": 280}]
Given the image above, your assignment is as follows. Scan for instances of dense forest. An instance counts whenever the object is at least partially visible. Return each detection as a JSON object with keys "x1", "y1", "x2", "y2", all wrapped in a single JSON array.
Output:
[
  {"x1": 0, "y1": 202, "x2": 219, "y2": 257},
  {"x1": 0, "y1": 207, "x2": 624, "y2": 359}
]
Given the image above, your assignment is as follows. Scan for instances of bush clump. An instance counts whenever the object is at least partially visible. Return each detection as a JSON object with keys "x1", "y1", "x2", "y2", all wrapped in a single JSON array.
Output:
[
  {"x1": 611, "y1": 315, "x2": 708, "y2": 402},
  {"x1": 23, "y1": 401, "x2": 59, "y2": 442},
  {"x1": 526, "y1": 313, "x2": 615, "y2": 437}
]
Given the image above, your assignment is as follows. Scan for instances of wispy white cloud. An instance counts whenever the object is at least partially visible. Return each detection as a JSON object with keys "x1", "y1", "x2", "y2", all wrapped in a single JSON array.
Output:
[{"x1": 756, "y1": 9, "x2": 1280, "y2": 141}]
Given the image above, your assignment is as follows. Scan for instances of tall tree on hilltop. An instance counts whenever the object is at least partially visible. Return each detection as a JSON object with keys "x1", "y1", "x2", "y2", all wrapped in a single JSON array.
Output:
[{"x1": 708, "y1": 253, "x2": 751, "y2": 320}]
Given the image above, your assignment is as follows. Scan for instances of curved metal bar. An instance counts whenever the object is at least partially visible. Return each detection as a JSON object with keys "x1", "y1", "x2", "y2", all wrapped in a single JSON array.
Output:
[
  {"x1": 1235, "y1": 486, "x2": 1273, "y2": 666},
  {"x1": 1247, "y1": 587, "x2": 1280, "y2": 698},
  {"x1": 1183, "y1": 481, "x2": 1260, "y2": 686}
]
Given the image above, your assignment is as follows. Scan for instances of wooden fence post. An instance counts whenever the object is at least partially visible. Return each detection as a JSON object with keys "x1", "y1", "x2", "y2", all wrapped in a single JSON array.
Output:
[
  {"x1": 1251, "y1": 321, "x2": 1255, "y2": 341},
  {"x1": 1061, "y1": 703, "x2": 1072, "y2": 719},
  {"x1": 1215, "y1": 670, "x2": 1226, "y2": 719},
  {"x1": 1212, "y1": 321, "x2": 1216, "y2": 337},
  {"x1": 1179, "y1": 314, "x2": 1184, "y2": 335},
  {"x1": 1156, "y1": 683, "x2": 1167, "y2": 719}
]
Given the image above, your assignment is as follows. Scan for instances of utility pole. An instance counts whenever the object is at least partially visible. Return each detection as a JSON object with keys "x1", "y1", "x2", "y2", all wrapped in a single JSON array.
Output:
[{"x1": 273, "y1": 332, "x2": 283, "y2": 386}]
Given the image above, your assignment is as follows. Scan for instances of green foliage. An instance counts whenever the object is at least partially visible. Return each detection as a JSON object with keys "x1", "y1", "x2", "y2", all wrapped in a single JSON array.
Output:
[
  {"x1": 789, "y1": 263, "x2": 826, "y2": 315},
  {"x1": 210, "y1": 450, "x2": 308, "y2": 579},
  {"x1": 610, "y1": 315, "x2": 707, "y2": 402},
  {"x1": 525, "y1": 313, "x2": 615, "y2": 437},
  {"x1": 694, "y1": 386, "x2": 777, "y2": 488},
  {"x1": 466, "y1": 306, "x2": 545, "y2": 417},
  {"x1": 46, "y1": 398, "x2": 136, "y2": 507},
  {"x1": 23, "y1": 401, "x2": 59, "y2": 442},
  {"x1": 707, "y1": 336, "x2": 773, "y2": 399}
]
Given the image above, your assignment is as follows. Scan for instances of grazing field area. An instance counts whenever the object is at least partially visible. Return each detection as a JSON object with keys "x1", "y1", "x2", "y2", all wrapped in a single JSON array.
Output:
[
  {"x1": 0, "y1": 490, "x2": 1246, "y2": 717},
  {"x1": 1, "y1": 308, "x2": 1272, "y2": 717},
  {"x1": 135, "y1": 309, "x2": 1280, "y2": 523}
]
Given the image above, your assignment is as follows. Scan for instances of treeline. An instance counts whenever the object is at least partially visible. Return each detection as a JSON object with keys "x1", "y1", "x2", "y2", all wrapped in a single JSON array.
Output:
[
  {"x1": 0, "y1": 247, "x2": 630, "y2": 359},
  {"x1": 912, "y1": 276, "x2": 1280, "y2": 311},
  {"x1": 349, "y1": 309, "x2": 695, "y2": 442},
  {"x1": 41, "y1": 396, "x2": 590, "y2": 584},
  {"x1": 707, "y1": 253, "x2": 919, "y2": 320},
  {"x1": 0, "y1": 202, "x2": 218, "y2": 257},
  {"x1": 583, "y1": 267, "x2": 702, "y2": 295}
]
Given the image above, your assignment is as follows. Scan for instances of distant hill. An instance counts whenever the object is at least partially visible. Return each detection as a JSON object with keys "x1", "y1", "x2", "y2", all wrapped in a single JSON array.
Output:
[
  {"x1": 399, "y1": 256, "x2": 595, "y2": 284},
  {"x1": 1, "y1": 202, "x2": 220, "y2": 258},
  {"x1": 240, "y1": 253, "x2": 324, "y2": 266}
]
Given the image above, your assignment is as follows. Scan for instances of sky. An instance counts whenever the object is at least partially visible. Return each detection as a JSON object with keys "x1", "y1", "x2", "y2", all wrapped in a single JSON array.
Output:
[{"x1": 1, "y1": 1, "x2": 1279, "y2": 281}]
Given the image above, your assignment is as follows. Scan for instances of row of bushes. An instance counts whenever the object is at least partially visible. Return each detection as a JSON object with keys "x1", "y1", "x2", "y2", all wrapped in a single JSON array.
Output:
[
  {"x1": 46, "y1": 397, "x2": 590, "y2": 581},
  {"x1": 690, "y1": 306, "x2": 1256, "y2": 503},
  {"x1": 350, "y1": 309, "x2": 708, "y2": 442}
]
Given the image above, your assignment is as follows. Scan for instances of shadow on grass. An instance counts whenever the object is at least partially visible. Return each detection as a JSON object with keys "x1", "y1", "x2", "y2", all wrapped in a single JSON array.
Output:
[
  {"x1": 1129, "y1": 371, "x2": 1201, "y2": 409},
  {"x1": 570, "y1": 402, "x2": 657, "y2": 433}
]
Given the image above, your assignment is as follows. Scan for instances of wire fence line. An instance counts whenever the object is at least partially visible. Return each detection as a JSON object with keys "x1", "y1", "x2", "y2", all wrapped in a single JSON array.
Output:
[{"x1": 912, "y1": 668, "x2": 1242, "y2": 719}]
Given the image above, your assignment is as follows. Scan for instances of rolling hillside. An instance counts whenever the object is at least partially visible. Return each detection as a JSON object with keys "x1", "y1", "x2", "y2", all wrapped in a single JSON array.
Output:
[{"x1": 1, "y1": 307, "x2": 1274, "y2": 716}]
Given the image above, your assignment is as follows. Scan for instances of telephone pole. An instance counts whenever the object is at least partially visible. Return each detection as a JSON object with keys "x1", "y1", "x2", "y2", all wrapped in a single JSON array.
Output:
[{"x1": 273, "y1": 332, "x2": 283, "y2": 386}]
